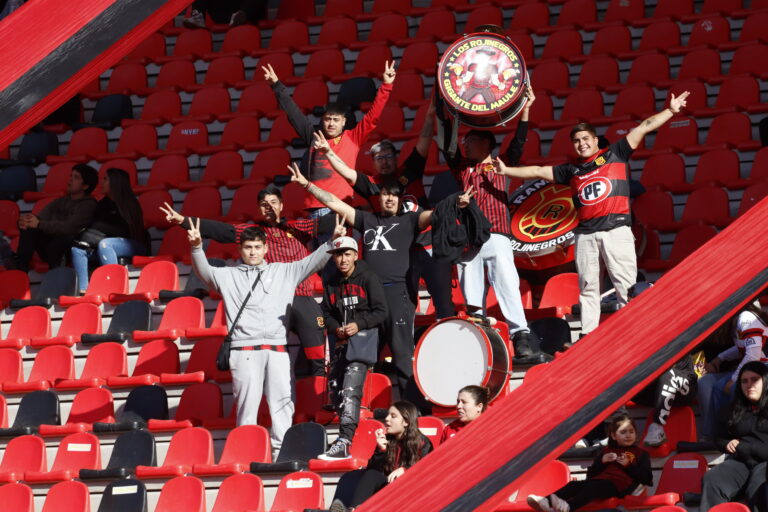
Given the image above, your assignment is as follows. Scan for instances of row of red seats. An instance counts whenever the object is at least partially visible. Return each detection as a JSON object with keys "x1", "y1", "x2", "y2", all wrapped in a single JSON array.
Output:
[{"x1": 0, "y1": 472, "x2": 322, "y2": 512}]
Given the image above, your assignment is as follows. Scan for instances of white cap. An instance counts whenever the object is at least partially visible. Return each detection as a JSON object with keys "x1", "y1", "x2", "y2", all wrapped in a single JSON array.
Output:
[{"x1": 327, "y1": 236, "x2": 358, "y2": 254}]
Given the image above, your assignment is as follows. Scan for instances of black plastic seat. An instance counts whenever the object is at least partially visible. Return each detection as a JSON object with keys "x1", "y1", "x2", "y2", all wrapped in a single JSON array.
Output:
[
  {"x1": 17, "y1": 131, "x2": 59, "y2": 164},
  {"x1": 80, "y1": 431, "x2": 156, "y2": 480},
  {"x1": 336, "y1": 77, "x2": 376, "y2": 111},
  {"x1": 529, "y1": 317, "x2": 573, "y2": 356},
  {"x1": 93, "y1": 385, "x2": 168, "y2": 432},
  {"x1": 81, "y1": 300, "x2": 151, "y2": 344},
  {"x1": 0, "y1": 165, "x2": 36, "y2": 201},
  {"x1": 250, "y1": 422, "x2": 327, "y2": 474},
  {"x1": 92, "y1": 94, "x2": 133, "y2": 128},
  {"x1": 96, "y1": 478, "x2": 148, "y2": 511},
  {"x1": 158, "y1": 258, "x2": 225, "y2": 302},
  {"x1": 0, "y1": 390, "x2": 59, "y2": 437},
  {"x1": 9, "y1": 267, "x2": 77, "y2": 309}
]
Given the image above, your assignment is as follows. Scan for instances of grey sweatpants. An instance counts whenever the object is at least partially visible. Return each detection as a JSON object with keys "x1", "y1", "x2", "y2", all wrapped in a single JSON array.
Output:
[{"x1": 230, "y1": 348, "x2": 294, "y2": 459}]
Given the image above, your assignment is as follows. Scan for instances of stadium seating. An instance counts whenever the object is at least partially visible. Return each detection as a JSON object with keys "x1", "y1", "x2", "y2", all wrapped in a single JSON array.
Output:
[
  {"x1": 193, "y1": 424, "x2": 271, "y2": 475},
  {"x1": 38, "y1": 387, "x2": 115, "y2": 436},
  {"x1": 24, "y1": 431, "x2": 101, "y2": 482}
]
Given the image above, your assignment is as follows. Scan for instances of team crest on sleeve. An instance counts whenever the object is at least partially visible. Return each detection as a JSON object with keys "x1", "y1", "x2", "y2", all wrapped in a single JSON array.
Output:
[{"x1": 578, "y1": 177, "x2": 612, "y2": 205}]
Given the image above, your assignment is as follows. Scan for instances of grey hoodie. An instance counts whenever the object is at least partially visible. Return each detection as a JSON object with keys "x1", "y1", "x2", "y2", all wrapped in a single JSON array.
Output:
[{"x1": 191, "y1": 240, "x2": 332, "y2": 347}]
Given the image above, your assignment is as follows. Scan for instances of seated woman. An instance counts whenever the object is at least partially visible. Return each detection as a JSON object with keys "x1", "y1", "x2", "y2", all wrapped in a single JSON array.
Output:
[
  {"x1": 701, "y1": 361, "x2": 768, "y2": 511},
  {"x1": 329, "y1": 401, "x2": 433, "y2": 512},
  {"x1": 698, "y1": 300, "x2": 768, "y2": 440},
  {"x1": 528, "y1": 412, "x2": 652, "y2": 512},
  {"x1": 440, "y1": 385, "x2": 490, "y2": 444},
  {"x1": 71, "y1": 168, "x2": 147, "y2": 293}
]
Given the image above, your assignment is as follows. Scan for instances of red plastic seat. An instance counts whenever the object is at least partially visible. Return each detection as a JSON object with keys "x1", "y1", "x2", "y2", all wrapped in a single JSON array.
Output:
[
  {"x1": 100, "y1": 62, "x2": 148, "y2": 96},
  {"x1": 136, "y1": 155, "x2": 190, "y2": 193},
  {"x1": 22, "y1": 162, "x2": 72, "y2": 201},
  {"x1": 129, "y1": 89, "x2": 182, "y2": 126},
  {"x1": 0, "y1": 200, "x2": 19, "y2": 238},
  {"x1": 275, "y1": 0, "x2": 314, "y2": 20},
  {"x1": 540, "y1": 90, "x2": 603, "y2": 131},
  {"x1": 728, "y1": 43, "x2": 768, "y2": 78},
  {"x1": 633, "y1": 189, "x2": 677, "y2": 230},
  {"x1": 38, "y1": 387, "x2": 115, "y2": 436},
  {"x1": 527, "y1": 273, "x2": 580, "y2": 319},
  {"x1": 193, "y1": 425, "x2": 271, "y2": 476},
  {"x1": 603, "y1": 0, "x2": 645, "y2": 24},
  {"x1": 176, "y1": 86, "x2": 231, "y2": 123},
  {"x1": 180, "y1": 186, "x2": 222, "y2": 220},
  {"x1": 635, "y1": 116, "x2": 698, "y2": 157},
  {"x1": 574, "y1": 57, "x2": 619, "y2": 92},
  {"x1": 640, "y1": 153, "x2": 688, "y2": 192},
  {"x1": 529, "y1": 60, "x2": 569, "y2": 94},
  {"x1": 212, "y1": 473, "x2": 265, "y2": 512},
  {"x1": 313, "y1": 17, "x2": 359, "y2": 49},
  {"x1": 292, "y1": 80, "x2": 330, "y2": 113},
  {"x1": 201, "y1": 115, "x2": 262, "y2": 154},
  {"x1": 639, "y1": 406, "x2": 697, "y2": 457},
  {"x1": 684, "y1": 14, "x2": 731, "y2": 49},
  {"x1": 308, "y1": 419, "x2": 384, "y2": 471},
  {"x1": 546, "y1": 126, "x2": 575, "y2": 161},
  {"x1": 497, "y1": 460, "x2": 570, "y2": 511},
  {"x1": 696, "y1": 112, "x2": 758, "y2": 153},
  {"x1": 40, "y1": 480, "x2": 90, "y2": 512},
  {"x1": 30, "y1": 303, "x2": 101, "y2": 348},
  {"x1": 464, "y1": 5, "x2": 503, "y2": 32},
  {"x1": 59, "y1": 264, "x2": 128, "y2": 306},
  {"x1": 25, "y1": 432, "x2": 101, "y2": 482},
  {"x1": 227, "y1": 82, "x2": 278, "y2": 118},
  {"x1": 0, "y1": 306, "x2": 51, "y2": 350},
  {"x1": 679, "y1": 185, "x2": 733, "y2": 228},
  {"x1": 165, "y1": 29, "x2": 211, "y2": 60},
  {"x1": 222, "y1": 183, "x2": 263, "y2": 222},
  {"x1": 281, "y1": 181, "x2": 309, "y2": 218},
  {"x1": 107, "y1": 339, "x2": 179, "y2": 388},
  {"x1": 180, "y1": 151, "x2": 243, "y2": 190},
  {"x1": 139, "y1": 188, "x2": 175, "y2": 229},
  {"x1": 186, "y1": 301, "x2": 228, "y2": 339},
  {"x1": 323, "y1": 0, "x2": 363, "y2": 18},
  {"x1": 262, "y1": 20, "x2": 308, "y2": 54},
  {"x1": 584, "y1": 25, "x2": 632, "y2": 60},
  {"x1": 389, "y1": 73, "x2": 425, "y2": 107},
  {"x1": 124, "y1": 31, "x2": 166, "y2": 63},
  {"x1": 653, "y1": 0, "x2": 693, "y2": 19},
  {"x1": 148, "y1": 382, "x2": 224, "y2": 431},
  {"x1": 626, "y1": 53, "x2": 670, "y2": 85},
  {"x1": 413, "y1": 9, "x2": 456, "y2": 42},
  {"x1": 132, "y1": 225, "x2": 189, "y2": 267},
  {"x1": 99, "y1": 123, "x2": 157, "y2": 161},
  {"x1": 417, "y1": 416, "x2": 445, "y2": 448},
  {"x1": 540, "y1": 29, "x2": 583, "y2": 61},
  {"x1": 55, "y1": 342, "x2": 127, "y2": 390},
  {"x1": 734, "y1": 11, "x2": 768, "y2": 47},
  {"x1": 199, "y1": 57, "x2": 244, "y2": 89},
  {"x1": 635, "y1": 20, "x2": 680, "y2": 55},
  {"x1": 509, "y1": 2, "x2": 549, "y2": 32},
  {"x1": 0, "y1": 483, "x2": 32, "y2": 511},
  {"x1": 3, "y1": 345, "x2": 73, "y2": 393},
  {"x1": 609, "y1": 84, "x2": 656, "y2": 121},
  {"x1": 691, "y1": 149, "x2": 740, "y2": 189},
  {"x1": 677, "y1": 48, "x2": 721, "y2": 83},
  {"x1": 703, "y1": 75, "x2": 763, "y2": 117},
  {"x1": 553, "y1": 0, "x2": 596, "y2": 28},
  {"x1": 643, "y1": 223, "x2": 718, "y2": 271},
  {"x1": 47, "y1": 127, "x2": 107, "y2": 164},
  {"x1": 352, "y1": 13, "x2": 407, "y2": 48},
  {"x1": 133, "y1": 296, "x2": 205, "y2": 342},
  {"x1": 215, "y1": 24, "x2": 261, "y2": 57},
  {"x1": 0, "y1": 349, "x2": 22, "y2": 389},
  {"x1": 738, "y1": 182, "x2": 768, "y2": 217},
  {"x1": 156, "y1": 59, "x2": 198, "y2": 91},
  {"x1": 270, "y1": 471, "x2": 324, "y2": 512},
  {"x1": 398, "y1": 42, "x2": 439, "y2": 76},
  {"x1": 109, "y1": 260, "x2": 179, "y2": 304},
  {"x1": 710, "y1": 504, "x2": 751, "y2": 512},
  {"x1": 173, "y1": 338, "x2": 231, "y2": 386},
  {"x1": 0, "y1": 270, "x2": 30, "y2": 309},
  {"x1": 0, "y1": 435, "x2": 46, "y2": 483},
  {"x1": 136, "y1": 427, "x2": 213, "y2": 478},
  {"x1": 151, "y1": 120, "x2": 208, "y2": 157},
  {"x1": 302, "y1": 48, "x2": 345, "y2": 82},
  {"x1": 155, "y1": 476, "x2": 206, "y2": 512}
]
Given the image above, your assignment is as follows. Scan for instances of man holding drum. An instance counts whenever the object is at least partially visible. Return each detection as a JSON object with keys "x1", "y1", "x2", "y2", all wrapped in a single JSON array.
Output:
[{"x1": 493, "y1": 92, "x2": 690, "y2": 337}]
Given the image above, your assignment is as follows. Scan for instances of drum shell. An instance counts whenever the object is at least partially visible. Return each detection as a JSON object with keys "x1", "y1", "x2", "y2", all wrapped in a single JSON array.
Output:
[{"x1": 413, "y1": 317, "x2": 510, "y2": 408}]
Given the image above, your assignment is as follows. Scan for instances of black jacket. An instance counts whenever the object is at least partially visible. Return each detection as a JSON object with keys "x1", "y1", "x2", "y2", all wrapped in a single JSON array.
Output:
[
  {"x1": 367, "y1": 433, "x2": 433, "y2": 473},
  {"x1": 321, "y1": 259, "x2": 388, "y2": 335},
  {"x1": 431, "y1": 192, "x2": 492, "y2": 263},
  {"x1": 715, "y1": 405, "x2": 768, "y2": 468}
]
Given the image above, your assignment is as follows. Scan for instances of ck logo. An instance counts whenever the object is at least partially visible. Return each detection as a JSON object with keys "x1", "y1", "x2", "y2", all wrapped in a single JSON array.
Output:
[
  {"x1": 578, "y1": 177, "x2": 612, "y2": 205},
  {"x1": 363, "y1": 224, "x2": 399, "y2": 251}
]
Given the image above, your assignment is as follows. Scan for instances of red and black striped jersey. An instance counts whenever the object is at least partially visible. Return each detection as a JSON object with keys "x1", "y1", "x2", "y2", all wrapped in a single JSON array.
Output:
[
  {"x1": 553, "y1": 138, "x2": 634, "y2": 234},
  {"x1": 450, "y1": 161, "x2": 511, "y2": 234}
]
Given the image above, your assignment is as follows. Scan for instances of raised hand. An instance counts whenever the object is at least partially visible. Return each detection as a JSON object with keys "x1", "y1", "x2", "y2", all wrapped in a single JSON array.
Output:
[
  {"x1": 312, "y1": 130, "x2": 331, "y2": 153},
  {"x1": 287, "y1": 162, "x2": 309, "y2": 188},
  {"x1": 159, "y1": 201, "x2": 184, "y2": 225},
  {"x1": 187, "y1": 216, "x2": 202, "y2": 247},
  {"x1": 492, "y1": 156, "x2": 511, "y2": 176},
  {"x1": 261, "y1": 63, "x2": 278, "y2": 84},
  {"x1": 332, "y1": 213, "x2": 347, "y2": 238},
  {"x1": 457, "y1": 185, "x2": 475, "y2": 208},
  {"x1": 383, "y1": 60, "x2": 397, "y2": 85},
  {"x1": 375, "y1": 428, "x2": 388, "y2": 451},
  {"x1": 523, "y1": 83, "x2": 535, "y2": 110},
  {"x1": 669, "y1": 91, "x2": 689, "y2": 114}
]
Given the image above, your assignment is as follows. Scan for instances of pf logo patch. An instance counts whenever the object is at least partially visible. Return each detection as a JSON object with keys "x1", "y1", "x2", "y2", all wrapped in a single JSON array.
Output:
[{"x1": 578, "y1": 177, "x2": 612, "y2": 205}]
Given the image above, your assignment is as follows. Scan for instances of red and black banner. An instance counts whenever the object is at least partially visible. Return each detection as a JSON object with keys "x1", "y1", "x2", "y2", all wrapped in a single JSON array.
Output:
[{"x1": 0, "y1": 0, "x2": 192, "y2": 151}]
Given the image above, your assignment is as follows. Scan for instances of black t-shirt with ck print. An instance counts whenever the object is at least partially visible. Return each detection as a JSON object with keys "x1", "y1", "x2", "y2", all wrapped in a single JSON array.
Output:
[{"x1": 353, "y1": 210, "x2": 421, "y2": 284}]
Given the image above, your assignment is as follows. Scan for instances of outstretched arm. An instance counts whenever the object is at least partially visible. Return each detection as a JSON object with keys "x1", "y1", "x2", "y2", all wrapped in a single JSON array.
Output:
[
  {"x1": 313, "y1": 130, "x2": 360, "y2": 186},
  {"x1": 626, "y1": 91, "x2": 690, "y2": 150},
  {"x1": 288, "y1": 163, "x2": 356, "y2": 225},
  {"x1": 493, "y1": 157, "x2": 554, "y2": 182}
]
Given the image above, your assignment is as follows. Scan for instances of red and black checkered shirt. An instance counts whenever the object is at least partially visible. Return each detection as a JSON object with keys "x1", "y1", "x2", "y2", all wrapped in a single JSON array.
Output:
[
  {"x1": 451, "y1": 161, "x2": 511, "y2": 234},
  {"x1": 234, "y1": 218, "x2": 318, "y2": 297}
]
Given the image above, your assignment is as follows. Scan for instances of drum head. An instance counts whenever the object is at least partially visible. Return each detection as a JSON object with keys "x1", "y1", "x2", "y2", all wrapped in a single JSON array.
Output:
[{"x1": 414, "y1": 319, "x2": 492, "y2": 407}]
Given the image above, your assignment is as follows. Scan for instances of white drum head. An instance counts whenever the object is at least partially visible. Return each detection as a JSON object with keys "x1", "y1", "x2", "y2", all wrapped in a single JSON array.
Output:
[{"x1": 414, "y1": 319, "x2": 490, "y2": 407}]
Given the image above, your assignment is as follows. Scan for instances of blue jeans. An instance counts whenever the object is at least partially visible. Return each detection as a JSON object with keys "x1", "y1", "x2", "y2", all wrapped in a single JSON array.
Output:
[
  {"x1": 71, "y1": 237, "x2": 144, "y2": 292},
  {"x1": 697, "y1": 372, "x2": 733, "y2": 439}
]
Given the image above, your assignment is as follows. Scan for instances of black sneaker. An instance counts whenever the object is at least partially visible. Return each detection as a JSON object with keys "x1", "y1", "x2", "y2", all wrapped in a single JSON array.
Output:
[
  {"x1": 512, "y1": 330, "x2": 534, "y2": 357},
  {"x1": 318, "y1": 438, "x2": 351, "y2": 460},
  {"x1": 329, "y1": 499, "x2": 349, "y2": 512}
]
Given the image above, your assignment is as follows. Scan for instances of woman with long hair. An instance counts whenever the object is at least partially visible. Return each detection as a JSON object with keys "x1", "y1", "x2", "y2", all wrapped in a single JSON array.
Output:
[
  {"x1": 329, "y1": 400, "x2": 433, "y2": 512},
  {"x1": 71, "y1": 168, "x2": 148, "y2": 292},
  {"x1": 697, "y1": 300, "x2": 768, "y2": 440},
  {"x1": 700, "y1": 361, "x2": 768, "y2": 510},
  {"x1": 440, "y1": 385, "x2": 490, "y2": 443}
]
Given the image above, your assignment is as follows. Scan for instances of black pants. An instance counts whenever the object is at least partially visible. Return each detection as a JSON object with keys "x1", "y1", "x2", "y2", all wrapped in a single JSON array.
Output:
[
  {"x1": 409, "y1": 249, "x2": 455, "y2": 319},
  {"x1": 381, "y1": 282, "x2": 416, "y2": 400},
  {"x1": 15, "y1": 228, "x2": 72, "y2": 270},
  {"x1": 328, "y1": 343, "x2": 368, "y2": 441},
  {"x1": 191, "y1": 0, "x2": 266, "y2": 23},
  {"x1": 334, "y1": 468, "x2": 388, "y2": 508},
  {"x1": 290, "y1": 295, "x2": 326, "y2": 378},
  {"x1": 555, "y1": 479, "x2": 621, "y2": 511},
  {"x1": 632, "y1": 363, "x2": 697, "y2": 425},
  {"x1": 701, "y1": 457, "x2": 766, "y2": 511}
]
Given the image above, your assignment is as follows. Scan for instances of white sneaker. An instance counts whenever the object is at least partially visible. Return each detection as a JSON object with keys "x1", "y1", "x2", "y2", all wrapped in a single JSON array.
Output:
[
  {"x1": 550, "y1": 494, "x2": 570, "y2": 512},
  {"x1": 183, "y1": 9, "x2": 206, "y2": 29},
  {"x1": 644, "y1": 422, "x2": 668, "y2": 447},
  {"x1": 526, "y1": 495, "x2": 553, "y2": 512},
  {"x1": 572, "y1": 438, "x2": 589, "y2": 449}
]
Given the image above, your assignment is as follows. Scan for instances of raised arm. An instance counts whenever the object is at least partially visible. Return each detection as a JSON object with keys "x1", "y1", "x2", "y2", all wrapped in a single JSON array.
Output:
[
  {"x1": 418, "y1": 185, "x2": 475, "y2": 229},
  {"x1": 160, "y1": 202, "x2": 238, "y2": 243},
  {"x1": 503, "y1": 84, "x2": 535, "y2": 166},
  {"x1": 493, "y1": 157, "x2": 554, "y2": 182},
  {"x1": 415, "y1": 92, "x2": 437, "y2": 158},
  {"x1": 288, "y1": 163, "x2": 356, "y2": 225},
  {"x1": 187, "y1": 217, "x2": 219, "y2": 291},
  {"x1": 313, "y1": 130, "x2": 359, "y2": 186},
  {"x1": 626, "y1": 91, "x2": 690, "y2": 150},
  {"x1": 263, "y1": 63, "x2": 315, "y2": 144}
]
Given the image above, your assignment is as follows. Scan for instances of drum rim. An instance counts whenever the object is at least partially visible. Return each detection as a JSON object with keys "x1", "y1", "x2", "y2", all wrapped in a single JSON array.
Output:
[
  {"x1": 413, "y1": 316, "x2": 496, "y2": 407},
  {"x1": 437, "y1": 31, "x2": 528, "y2": 118}
]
